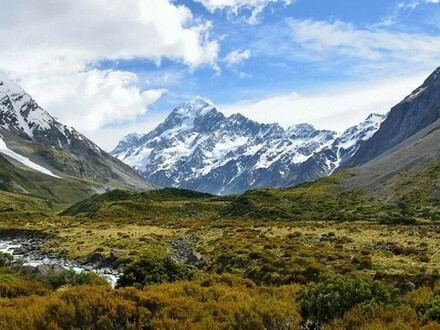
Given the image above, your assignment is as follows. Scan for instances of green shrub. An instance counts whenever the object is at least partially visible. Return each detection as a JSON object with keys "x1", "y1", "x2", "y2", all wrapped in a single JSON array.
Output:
[
  {"x1": 40, "y1": 269, "x2": 108, "y2": 289},
  {"x1": 378, "y1": 212, "x2": 417, "y2": 225},
  {"x1": 0, "y1": 253, "x2": 14, "y2": 267},
  {"x1": 117, "y1": 254, "x2": 193, "y2": 288},
  {"x1": 420, "y1": 295, "x2": 440, "y2": 322},
  {"x1": 298, "y1": 275, "x2": 399, "y2": 323}
]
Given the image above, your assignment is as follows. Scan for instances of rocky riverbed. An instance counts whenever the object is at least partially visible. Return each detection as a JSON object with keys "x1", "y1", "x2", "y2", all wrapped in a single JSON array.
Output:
[
  {"x1": 0, "y1": 230, "x2": 122, "y2": 287},
  {"x1": 170, "y1": 233, "x2": 207, "y2": 269}
]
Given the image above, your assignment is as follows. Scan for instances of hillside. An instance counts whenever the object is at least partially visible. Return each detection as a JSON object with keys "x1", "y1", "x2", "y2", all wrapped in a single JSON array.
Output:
[
  {"x1": 62, "y1": 167, "x2": 436, "y2": 223},
  {"x1": 0, "y1": 79, "x2": 154, "y2": 202},
  {"x1": 345, "y1": 118, "x2": 440, "y2": 201},
  {"x1": 348, "y1": 67, "x2": 440, "y2": 166}
]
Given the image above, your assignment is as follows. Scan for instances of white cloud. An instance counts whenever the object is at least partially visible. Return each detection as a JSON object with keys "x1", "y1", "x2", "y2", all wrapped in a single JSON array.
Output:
[
  {"x1": 224, "y1": 49, "x2": 251, "y2": 66},
  {"x1": 87, "y1": 112, "x2": 168, "y2": 151},
  {"x1": 398, "y1": 0, "x2": 440, "y2": 10},
  {"x1": 287, "y1": 19, "x2": 440, "y2": 64},
  {"x1": 0, "y1": 0, "x2": 220, "y2": 147},
  {"x1": 0, "y1": 0, "x2": 219, "y2": 74},
  {"x1": 376, "y1": 0, "x2": 440, "y2": 28},
  {"x1": 195, "y1": 0, "x2": 292, "y2": 24},
  {"x1": 219, "y1": 73, "x2": 430, "y2": 132},
  {"x1": 22, "y1": 70, "x2": 166, "y2": 131}
]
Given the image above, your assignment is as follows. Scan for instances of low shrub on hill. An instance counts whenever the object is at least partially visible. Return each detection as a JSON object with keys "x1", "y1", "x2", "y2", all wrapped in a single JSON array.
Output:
[{"x1": 117, "y1": 254, "x2": 194, "y2": 288}]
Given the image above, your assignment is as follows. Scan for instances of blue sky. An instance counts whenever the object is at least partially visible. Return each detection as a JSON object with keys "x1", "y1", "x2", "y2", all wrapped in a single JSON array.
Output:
[{"x1": 0, "y1": 0, "x2": 439, "y2": 149}]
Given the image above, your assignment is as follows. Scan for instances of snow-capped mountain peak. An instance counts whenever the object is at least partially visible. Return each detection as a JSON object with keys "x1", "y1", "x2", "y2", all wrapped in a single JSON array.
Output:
[
  {"x1": 174, "y1": 96, "x2": 216, "y2": 118},
  {"x1": 365, "y1": 113, "x2": 385, "y2": 122},
  {"x1": 0, "y1": 77, "x2": 107, "y2": 155},
  {"x1": 112, "y1": 133, "x2": 143, "y2": 156},
  {"x1": 113, "y1": 98, "x2": 387, "y2": 195},
  {"x1": 328, "y1": 112, "x2": 387, "y2": 170},
  {"x1": 0, "y1": 79, "x2": 54, "y2": 137},
  {"x1": 286, "y1": 123, "x2": 329, "y2": 139},
  {"x1": 0, "y1": 78, "x2": 152, "y2": 194}
]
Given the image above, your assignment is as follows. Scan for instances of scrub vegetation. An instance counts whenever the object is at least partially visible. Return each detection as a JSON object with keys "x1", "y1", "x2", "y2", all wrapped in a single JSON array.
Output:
[{"x1": 1, "y1": 167, "x2": 440, "y2": 329}]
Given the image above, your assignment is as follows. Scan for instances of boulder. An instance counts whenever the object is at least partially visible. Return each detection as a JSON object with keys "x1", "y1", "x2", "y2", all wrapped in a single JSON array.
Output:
[
  {"x1": 109, "y1": 249, "x2": 123, "y2": 260},
  {"x1": 87, "y1": 252, "x2": 104, "y2": 265},
  {"x1": 186, "y1": 251, "x2": 206, "y2": 268},
  {"x1": 12, "y1": 247, "x2": 26, "y2": 255},
  {"x1": 32, "y1": 264, "x2": 65, "y2": 277}
]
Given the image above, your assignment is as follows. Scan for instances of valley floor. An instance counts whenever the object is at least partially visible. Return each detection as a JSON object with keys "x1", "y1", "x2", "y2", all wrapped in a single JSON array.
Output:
[{"x1": 2, "y1": 211, "x2": 440, "y2": 329}]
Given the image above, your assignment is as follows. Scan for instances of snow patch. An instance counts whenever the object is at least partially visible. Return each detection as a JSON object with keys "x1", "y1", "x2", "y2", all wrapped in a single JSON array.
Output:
[
  {"x1": 405, "y1": 87, "x2": 427, "y2": 102},
  {"x1": 0, "y1": 137, "x2": 60, "y2": 178}
]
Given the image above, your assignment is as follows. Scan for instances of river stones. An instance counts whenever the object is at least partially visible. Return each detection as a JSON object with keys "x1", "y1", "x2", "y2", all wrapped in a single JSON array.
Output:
[{"x1": 32, "y1": 264, "x2": 65, "y2": 277}]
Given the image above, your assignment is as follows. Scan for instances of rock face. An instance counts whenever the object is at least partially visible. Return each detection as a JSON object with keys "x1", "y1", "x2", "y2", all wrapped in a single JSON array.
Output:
[
  {"x1": 0, "y1": 78, "x2": 153, "y2": 201},
  {"x1": 344, "y1": 115, "x2": 440, "y2": 197},
  {"x1": 348, "y1": 67, "x2": 440, "y2": 166},
  {"x1": 338, "y1": 67, "x2": 440, "y2": 197},
  {"x1": 113, "y1": 97, "x2": 385, "y2": 195}
]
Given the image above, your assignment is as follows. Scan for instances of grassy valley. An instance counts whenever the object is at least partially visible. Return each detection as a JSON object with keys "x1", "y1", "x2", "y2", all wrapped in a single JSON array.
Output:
[
  {"x1": 2, "y1": 1, "x2": 440, "y2": 328},
  {"x1": 1, "y1": 163, "x2": 440, "y2": 329}
]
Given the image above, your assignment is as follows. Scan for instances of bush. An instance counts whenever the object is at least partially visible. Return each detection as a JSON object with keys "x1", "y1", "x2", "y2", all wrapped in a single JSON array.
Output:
[
  {"x1": 0, "y1": 273, "x2": 51, "y2": 298},
  {"x1": 420, "y1": 295, "x2": 440, "y2": 322},
  {"x1": 0, "y1": 253, "x2": 14, "y2": 267},
  {"x1": 298, "y1": 275, "x2": 399, "y2": 323},
  {"x1": 0, "y1": 267, "x2": 51, "y2": 298},
  {"x1": 378, "y1": 212, "x2": 417, "y2": 225},
  {"x1": 0, "y1": 280, "x2": 302, "y2": 330},
  {"x1": 117, "y1": 254, "x2": 193, "y2": 288},
  {"x1": 40, "y1": 269, "x2": 108, "y2": 289}
]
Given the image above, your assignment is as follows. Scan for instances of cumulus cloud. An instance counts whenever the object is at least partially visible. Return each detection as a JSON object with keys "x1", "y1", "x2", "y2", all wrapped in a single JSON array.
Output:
[
  {"x1": 195, "y1": 0, "x2": 292, "y2": 24},
  {"x1": 0, "y1": 0, "x2": 219, "y2": 74},
  {"x1": 219, "y1": 73, "x2": 430, "y2": 132},
  {"x1": 0, "y1": 0, "x2": 220, "y2": 144},
  {"x1": 23, "y1": 70, "x2": 166, "y2": 131}
]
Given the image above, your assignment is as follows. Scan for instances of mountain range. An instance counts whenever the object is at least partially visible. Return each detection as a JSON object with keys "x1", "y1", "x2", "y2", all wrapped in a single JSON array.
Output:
[
  {"x1": 1, "y1": 66, "x2": 440, "y2": 201},
  {"x1": 112, "y1": 97, "x2": 385, "y2": 195},
  {"x1": 66, "y1": 66, "x2": 440, "y2": 222},
  {"x1": 0, "y1": 79, "x2": 153, "y2": 203}
]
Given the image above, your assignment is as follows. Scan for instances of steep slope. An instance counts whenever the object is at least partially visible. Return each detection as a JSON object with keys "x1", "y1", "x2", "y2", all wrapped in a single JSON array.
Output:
[
  {"x1": 349, "y1": 67, "x2": 440, "y2": 166},
  {"x1": 0, "y1": 78, "x2": 153, "y2": 202},
  {"x1": 113, "y1": 97, "x2": 384, "y2": 195},
  {"x1": 345, "y1": 117, "x2": 440, "y2": 199},
  {"x1": 0, "y1": 154, "x2": 100, "y2": 203},
  {"x1": 334, "y1": 66, "x2": 440, "y2": 208}
]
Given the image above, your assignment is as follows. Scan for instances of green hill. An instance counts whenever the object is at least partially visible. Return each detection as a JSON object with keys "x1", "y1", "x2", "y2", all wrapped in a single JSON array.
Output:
[
  {"x1": 60, "y1": 187, "x2": 229, "y2": 219},
  {"x1": 60, "y1": 165, "x2": 440, "y2": 223}
]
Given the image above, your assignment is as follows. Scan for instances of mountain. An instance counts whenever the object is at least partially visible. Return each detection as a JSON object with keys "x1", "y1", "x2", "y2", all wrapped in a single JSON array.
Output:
[
  {"x1": 345, "y1": 117, "x2": 440, "y2": 199},
  {"x1": 0, "y1": 79, "x2": 153, "y2": 202},
  {"x1": 113, "y1": 97, "x2": 385, "y2": 195},
  {"x1": 342, "y1": 66, "x2": 440, "y2": 198},
  {"x1": 348, "y1": 67, "x2": 440, "y2": 166},
  {"x1": 283, "y1": 113, "x2": 386, "y2": 186}
]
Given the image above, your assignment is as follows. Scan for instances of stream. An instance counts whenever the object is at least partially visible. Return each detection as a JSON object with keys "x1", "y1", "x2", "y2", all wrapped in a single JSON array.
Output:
[{"x1": 0, "y1": 236, "x2": 122, "y2": 287}]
